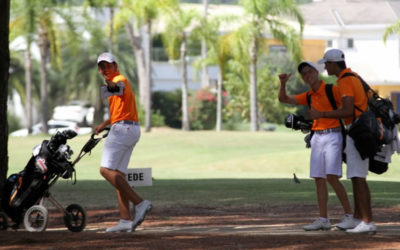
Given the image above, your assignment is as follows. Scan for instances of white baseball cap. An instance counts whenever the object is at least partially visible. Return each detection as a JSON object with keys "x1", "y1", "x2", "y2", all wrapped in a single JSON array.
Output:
[
  {"x1": 97, "y1": 52, "x2": 116, "y2": 64},
  {"x1": 317, "y1": 49, "x2": 345, "y2": 64},
  {"x1": 298, "y1": 61, "x2": 318, "y2": 73}
]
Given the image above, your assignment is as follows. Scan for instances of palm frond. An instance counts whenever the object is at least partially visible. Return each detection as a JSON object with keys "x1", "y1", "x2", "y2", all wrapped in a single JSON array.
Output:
[{"x1": 383, "y1": 21, "x2": 400, "y2": 43}]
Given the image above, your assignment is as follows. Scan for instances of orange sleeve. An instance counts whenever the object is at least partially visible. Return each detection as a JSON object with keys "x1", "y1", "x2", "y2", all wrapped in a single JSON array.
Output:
[
  {"x1": 294, "y1": 91, "x2": 310, "y2": 106},
  {"x1": 338, "y1": 73, "x2": 368, "y2": 124},
  {"x1": 338, "y1": 77, "x2": 355, "y2": 98}
]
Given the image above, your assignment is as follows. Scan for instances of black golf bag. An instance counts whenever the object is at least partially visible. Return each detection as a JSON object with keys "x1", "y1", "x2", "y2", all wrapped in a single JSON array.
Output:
[{"x1": 1, "y1": 130, "x2": 76, "y2": 227}]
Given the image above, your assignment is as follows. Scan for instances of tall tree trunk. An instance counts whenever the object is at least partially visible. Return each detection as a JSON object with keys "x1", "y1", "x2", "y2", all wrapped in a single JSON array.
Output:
[
  {"x1": 94, "y1": 5, "x2": 116, "y2": 128},
  {"x1": 216, "y1": 68, "x2": 223, "y2": 131},
  {"x1": 93, "y1": 93, "x2": 105, "y2": 127},
  {"x1": 0, "y1": 0, "x2": 10, "y2": 197},
  {"x1": 181, "y1": 38, "x2": 190, "y2": 131},
  {"x1": 108, "y1": 6, "x2": 114, "y2": 53},
  {"x1": 249, "y1": 37, "x2": 258, "y2": 132},
  {"x1": 24, "y1": 44, "x2": 33, "y2": 134},
  {"x1": 201, "y1": 0, "x2": 210, "y2": 88},
  {"x1": 125, "y1": 22, "x2": 147, "y2": 108},
  {"x1": 38, "y1": 26, "x2": 50, "y2": 133},
  {"x1": 144, "y1": 21, "x2": 152, "y2": 132}
]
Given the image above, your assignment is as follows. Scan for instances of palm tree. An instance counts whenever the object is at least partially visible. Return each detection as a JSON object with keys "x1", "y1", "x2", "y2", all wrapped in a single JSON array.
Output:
[
  {"x1": 163, "y1": 7, "x2": 199, "y2": 131},
  {"x1": 10, "y1": 0, "x2": 40, "y2": 134},
  {"x1": 9, "y1": 1, "x2": 79, "y2": 134},
  {"x1": 201, "y1": 0, "x2": 210, "y2": 88},
  {"x1": 12, "y1": 1, "x2": 77, "y2": 134},
  {"x1": 114, "y1": 0, "x2": 178, "y2": 132},
  {"x1": 239, "y1": 0, "x2": 304, "y2": 131},
  {"x1": 39, "y1": 3, "x2": 79, "y2": 133},
  {"x1": 84, "y1": 0, "x2": 118, "y2": 52},
  {"x1": 113, "y1": 5, "x2": 146, "y2": 108},
  {"x1": 84, "y1": 0, "x2": 119, "y2": 127},
  {"x1": 58, "y1": 19, "x2": 106, "y2": 126},
  {"x1": 0, "y1": 0, "x2": 10, "y2": 196},
  {"x1": 192, "y1": 16, "x2": 232, "y2": 131}
]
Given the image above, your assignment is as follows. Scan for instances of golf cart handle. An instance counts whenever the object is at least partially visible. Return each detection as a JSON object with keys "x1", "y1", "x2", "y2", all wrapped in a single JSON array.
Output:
[{"x1": 92, "y1": 127, "x2": 110, "y2": 139}]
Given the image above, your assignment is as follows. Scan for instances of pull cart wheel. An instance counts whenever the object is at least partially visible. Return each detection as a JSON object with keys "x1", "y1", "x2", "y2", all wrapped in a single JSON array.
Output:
[
  {"x1": 64, "y1": 204, "x2": 86, "y2": 232},
  {"x1": 23, "y1": 205, "x2": 49, "y2": 232},
  {"x1": 0, "y1": 212, "x2": 8, "y2": 230}
]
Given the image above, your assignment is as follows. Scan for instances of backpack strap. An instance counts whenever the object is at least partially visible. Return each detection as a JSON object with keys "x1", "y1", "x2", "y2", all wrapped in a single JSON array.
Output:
[
  {"x1": 339, "y1": 72, "x2": 374, "y2": 120},
  {"x1": 325, "y1": 84, "x2": 346, "y2": 132},
  {"x1": 340, "y1": 72, "x2": 379, "y2": 102},
  {"x1": 306, "y1": 92, "x2": 311, "y2": 109},
  {"x1": 341, "y1": 72, "x2": 370, "y2": 93},
  {"x1": 325, "y1": 84, "x2": 337, "y2": 110}
]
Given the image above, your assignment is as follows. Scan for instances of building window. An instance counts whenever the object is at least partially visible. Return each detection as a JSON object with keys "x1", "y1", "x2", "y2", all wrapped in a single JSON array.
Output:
[
  {"x1": 327, "y1": 40, "x2": 333, "y2": 48},
  {"x1": 347, "y1": 38, "x2": 354, "y2": 49}
]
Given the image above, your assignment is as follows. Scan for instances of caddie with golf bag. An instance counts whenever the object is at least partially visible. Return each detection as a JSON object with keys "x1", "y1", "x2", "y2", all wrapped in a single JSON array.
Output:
[
  {"x1": 309, "y1": 49, "x2": 400, "y2": 234},
  {"x1": 279, "y1": 61, "x2": 355, "y2": 232}
]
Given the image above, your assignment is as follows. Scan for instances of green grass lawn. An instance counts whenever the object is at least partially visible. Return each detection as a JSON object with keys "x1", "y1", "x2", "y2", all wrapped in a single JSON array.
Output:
[
  {"x1": 8, "y1": 127, "x2": 311, "y2": 180},
  {"x1": 7, "y1": 127, "x2": 400, "y2": 208}
]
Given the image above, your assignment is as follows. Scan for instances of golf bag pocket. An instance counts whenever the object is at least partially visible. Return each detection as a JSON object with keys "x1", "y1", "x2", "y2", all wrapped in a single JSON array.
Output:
[
  {"x1": 8, "y1": 174, "x2": 23, "y2": 207},
  {"x1": 34, "y1": 157, "x2": 47, "y2": 174},
  {"x1": 369, "y1": 158, "x2": 388, "y2": 174}
]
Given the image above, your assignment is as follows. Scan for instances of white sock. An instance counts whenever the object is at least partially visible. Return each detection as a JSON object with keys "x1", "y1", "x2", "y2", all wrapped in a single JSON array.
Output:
[{"x1": 120, "y1": 219, "x2": 132, "y2": 224}]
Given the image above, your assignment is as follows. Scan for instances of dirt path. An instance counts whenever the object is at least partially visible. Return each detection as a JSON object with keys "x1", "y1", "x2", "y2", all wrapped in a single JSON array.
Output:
[{"x1": 1, "y1": 205, "x2": 400, "y2": 249}]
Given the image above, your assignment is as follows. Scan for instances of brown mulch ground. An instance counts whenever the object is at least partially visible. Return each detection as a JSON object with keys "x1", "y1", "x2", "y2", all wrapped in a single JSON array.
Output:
[{"x1": 1, "y1": 204, "x2": 400, "y2": 249}]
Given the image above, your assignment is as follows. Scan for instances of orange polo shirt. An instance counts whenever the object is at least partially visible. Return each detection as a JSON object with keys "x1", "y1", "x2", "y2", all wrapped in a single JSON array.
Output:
[
  {"x1": 337, "y1": 68, "x2": 368, "y2": 125},
  {"x1": 107, "y1": 71, "x2": 139, "y2": 124},
  {"x1": 295, "y1": 81, "x2": 341, "y2": 131}
]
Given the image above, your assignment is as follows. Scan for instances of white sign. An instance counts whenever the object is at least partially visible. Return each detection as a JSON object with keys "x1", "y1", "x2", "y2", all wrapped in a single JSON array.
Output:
[{"x1": 125, "y1": 168, "x2": 152, "y2": 187}]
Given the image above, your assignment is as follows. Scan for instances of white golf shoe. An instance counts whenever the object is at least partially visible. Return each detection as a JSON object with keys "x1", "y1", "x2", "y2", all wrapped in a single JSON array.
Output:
[
  {"x1": 303, "y1": 218, "x2": 331, "y2": 231},
  {"x1": 346, "y1": 221, "x2": 376, "y2": 234},
  {"x1": 132, "y1": 200, "x2": 152, "y2": 231},
  {"x1": 336, "y1": 215, "x2": 361, "y2": 230},
  {"x1": 106, "y1": 219, "x2": 133, "y2": 233}
]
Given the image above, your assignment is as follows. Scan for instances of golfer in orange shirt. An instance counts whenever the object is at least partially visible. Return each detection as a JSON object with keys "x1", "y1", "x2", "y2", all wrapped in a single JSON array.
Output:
[
  {"x1": 279, "y1": 61, "x2": 356, "y2": 231},
  {"x1": 95, "y1": 52, "x2": 152, "y2": 232}
]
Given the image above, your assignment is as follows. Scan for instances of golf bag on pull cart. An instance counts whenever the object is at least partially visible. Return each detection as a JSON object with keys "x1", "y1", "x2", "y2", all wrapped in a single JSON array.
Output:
[{"x1": 0, "y1": 129, "x2": 108, "y2": 232}]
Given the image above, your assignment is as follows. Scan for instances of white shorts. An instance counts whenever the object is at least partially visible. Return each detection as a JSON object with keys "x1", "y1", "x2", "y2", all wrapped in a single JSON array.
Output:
[
  {"x1": 345, "y1": 135, "x2": 369, "y2": 179},
  {"x1": 310, "y1": 131, "x2": 343, "y2": 178},
  {"x1": 101, "y1": 122, "x2": 141, "y2": 174}
]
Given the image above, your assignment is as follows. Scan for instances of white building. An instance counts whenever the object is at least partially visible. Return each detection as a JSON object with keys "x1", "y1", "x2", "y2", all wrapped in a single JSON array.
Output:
[
  {"x1": 300, "y1": 0, "x2": 400, "y2": 84},
  {"x1": 298, "y1": 0, "x2": 400, "y2": 110}
]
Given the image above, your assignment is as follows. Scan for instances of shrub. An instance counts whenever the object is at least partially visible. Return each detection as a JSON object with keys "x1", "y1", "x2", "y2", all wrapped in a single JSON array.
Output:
[
  {"x1": 152, "y1": 90, "x2": 181, "y2": 128},
  {"x1": 189, "y1": 88, "x2": 217, "y2": 130},
  {"x1": 138, "y1": 105, "x2": 165, "y2": 127}
]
